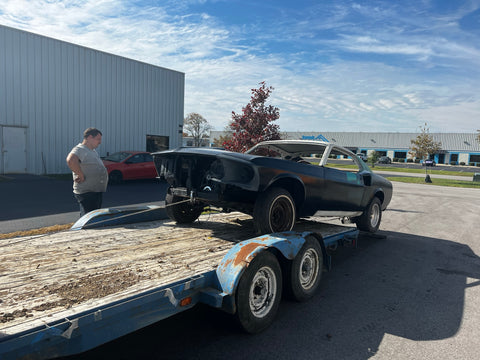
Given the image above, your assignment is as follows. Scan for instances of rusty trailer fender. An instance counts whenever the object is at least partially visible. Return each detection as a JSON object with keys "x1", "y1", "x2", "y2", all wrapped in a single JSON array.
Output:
[{"x1": 216, "y1": 231, "x2": 317, "y2": 296}]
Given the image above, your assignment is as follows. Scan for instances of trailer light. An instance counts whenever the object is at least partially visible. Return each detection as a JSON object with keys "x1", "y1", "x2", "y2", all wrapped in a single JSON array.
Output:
[{"x1": 180, "y1": 297, "x2": 192, "y2": 306}]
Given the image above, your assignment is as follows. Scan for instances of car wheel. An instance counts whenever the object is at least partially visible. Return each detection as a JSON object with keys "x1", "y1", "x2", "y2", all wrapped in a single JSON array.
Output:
[
  {"x1": 109, "y1": 171, "x2": 123, "y2": 184},
  {"x1": 253, "y1": 187, "x2": 296, "y2": 234},
  {"x1": 355, "y1": 197, "x2": 382, "y2": 233},
  {"x1": 285, "y1": 235, "x2": 323, "y2": 302},
  {"x1": 236, "y1": 251, "x2": 282, "y2": 334},
  {"x1": 165, "y1": 187, "x2": 204, "y2": 223}
]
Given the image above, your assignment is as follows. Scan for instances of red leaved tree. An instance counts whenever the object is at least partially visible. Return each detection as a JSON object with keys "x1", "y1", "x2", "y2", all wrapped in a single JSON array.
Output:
[{"x1": 223, "y1": 82, "x2": 281, "y2": 152}]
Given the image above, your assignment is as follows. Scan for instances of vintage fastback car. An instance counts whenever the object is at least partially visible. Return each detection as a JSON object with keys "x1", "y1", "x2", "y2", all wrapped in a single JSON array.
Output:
[{"x1": 153, "y1": 140, "x2": 393, "y2": 234}]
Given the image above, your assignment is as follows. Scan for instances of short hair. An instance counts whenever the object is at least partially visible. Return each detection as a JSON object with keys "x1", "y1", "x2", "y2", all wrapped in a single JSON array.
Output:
[{"x1": 83, "y1": 127, "x2": 102, "y2": 139}]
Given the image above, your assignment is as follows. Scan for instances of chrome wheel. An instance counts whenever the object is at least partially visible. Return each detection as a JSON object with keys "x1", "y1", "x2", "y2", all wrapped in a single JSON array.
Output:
[{"x1": 369, "y1": 201, "x2": 381, "y2": 229}]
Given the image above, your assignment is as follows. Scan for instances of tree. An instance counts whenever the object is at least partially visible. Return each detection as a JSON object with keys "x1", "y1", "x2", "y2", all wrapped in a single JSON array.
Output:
[
  {"x1": 223, "y1": 82, "x2": 281, "y2": 153},
  {"x1": 183, "y1": 113, "x2": 212, "y2": 147},
  {"x1": 212, "y1": 130, "x2": 232, "y2": 148},
  {"x1": 368, "y1": 151, "x2": 380, "y2": 168},
  {"x1": 409, "y1": 123, "x2": 442, "y2": 182}
]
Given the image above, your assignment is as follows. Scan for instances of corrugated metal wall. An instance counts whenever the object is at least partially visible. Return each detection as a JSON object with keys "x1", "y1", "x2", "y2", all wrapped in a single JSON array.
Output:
[{"x1": 0, "y1": 25, "x2": 184, "y2": 174}]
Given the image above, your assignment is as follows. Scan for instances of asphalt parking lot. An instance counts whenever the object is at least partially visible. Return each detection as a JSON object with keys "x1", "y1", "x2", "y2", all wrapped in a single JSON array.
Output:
[
  {"x1": 2, "y1": 175, "x2": 480, "y2": 359},
  {"x1": 0, "y1": 175, "x2": 168, "y2": 234}
]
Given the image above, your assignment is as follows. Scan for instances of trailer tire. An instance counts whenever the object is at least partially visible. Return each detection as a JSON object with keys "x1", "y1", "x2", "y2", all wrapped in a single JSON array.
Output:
[
  {"x1": 253, "y1": 187, "x2": 296, "y2": 234},
  {"x1": 355, "y1": 197, "x2": 382, "y2": 233},
  {"x1": 165, "y1": 188, "x2": 204, "y2": 223},
  {"x1": 236, "y1": 251, "x2": 282, "y2": 334},
  {"x1": 286, "y1": 236, "x2": 323, "y2": 302}
]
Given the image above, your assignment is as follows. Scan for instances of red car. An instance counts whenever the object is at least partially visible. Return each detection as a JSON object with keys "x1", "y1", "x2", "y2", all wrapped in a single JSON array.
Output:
[{"x1": 102, "y1": 151, "x2": 158, "y2": 183}]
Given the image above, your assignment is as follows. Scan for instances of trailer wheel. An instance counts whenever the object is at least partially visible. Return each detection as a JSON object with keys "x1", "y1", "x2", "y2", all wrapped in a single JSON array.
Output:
[
  {"x1": 253, "y1": 187, "x2": 296, "y2": 234},
  {"x1": 236, "y1": 251, "x2": 282, "y2": 334},
  {"x1": 355, "y1": 197, "x2": 382, "y2": 233},
  {"x1": 165, "y1": 188, "x2": 204, "y2": 223},
  {"x1": 286, "y1": 236, "x2": 323, "y2": 302}
]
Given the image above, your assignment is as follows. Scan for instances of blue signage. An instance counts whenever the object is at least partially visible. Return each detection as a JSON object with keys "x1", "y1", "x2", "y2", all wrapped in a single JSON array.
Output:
[{"x1": 302, "y1": 134, "x2": 329, "y2": 142}]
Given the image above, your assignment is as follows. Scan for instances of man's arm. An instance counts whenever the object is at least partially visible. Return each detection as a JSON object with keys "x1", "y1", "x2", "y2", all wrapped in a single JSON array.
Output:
[{"x1": 66, "y1": 153, "x2": 85, "y2": 183}]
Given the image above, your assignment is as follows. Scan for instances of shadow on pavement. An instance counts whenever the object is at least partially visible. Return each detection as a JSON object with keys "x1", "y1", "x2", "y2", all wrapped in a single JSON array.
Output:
[
  {"x1": 60, "y1": 229, "x2": 480, "y2": 360},
  {"x1": 0, "y1": 174, "x2": 168, "y2": 221}
]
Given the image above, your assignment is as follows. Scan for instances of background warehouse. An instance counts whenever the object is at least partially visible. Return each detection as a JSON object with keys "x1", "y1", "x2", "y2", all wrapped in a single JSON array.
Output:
[{"x1": 0, "y1": 25, "x2": 184, "y2": 175}]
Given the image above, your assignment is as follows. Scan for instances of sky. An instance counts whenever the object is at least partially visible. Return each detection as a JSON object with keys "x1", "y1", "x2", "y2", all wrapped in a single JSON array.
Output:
[{"x1": 1, "y1": 0, "x2": 479, "y2": 134}]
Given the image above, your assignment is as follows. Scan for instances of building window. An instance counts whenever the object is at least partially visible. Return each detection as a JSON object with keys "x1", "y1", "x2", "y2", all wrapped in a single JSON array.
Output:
[
  {"x1": 450, "y1": 154, "x2": 458, "y2": 165},
  {"x1": 470, "y1": 154, "x2": 480, "y2": 164},
  {"x1": 146, "y1": 135, "x2": 169, "y2": 152}
]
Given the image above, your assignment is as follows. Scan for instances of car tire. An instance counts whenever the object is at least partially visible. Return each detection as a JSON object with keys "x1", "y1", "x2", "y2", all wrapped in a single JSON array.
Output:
[
  {"x1": 109, "y1": 171, "x2": 123, "y2": 184},
  {"x1": 285, "y1": 235, "x2": 323, "y2": 302},
  {"x1": 355, "y1": 197, "x2": 382, "y2": 233},
  {"x1": 165, "y1": 187, "x2": 204, "y2": 223},
  {"x1": 236, "y1": 251, "x2": 282, "y2": 334},
  {"x1": 253, "y1": 187, "x2": 296, "y2": 234}
]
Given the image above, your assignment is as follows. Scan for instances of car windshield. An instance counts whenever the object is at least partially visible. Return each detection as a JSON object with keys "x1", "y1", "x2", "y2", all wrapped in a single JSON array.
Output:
[
  {"x1": 103, "y1": 152, "x2": 132, "y2": 162},
  {"x1": 247, "y1": 142, "x2": 327, "y2": 160}
]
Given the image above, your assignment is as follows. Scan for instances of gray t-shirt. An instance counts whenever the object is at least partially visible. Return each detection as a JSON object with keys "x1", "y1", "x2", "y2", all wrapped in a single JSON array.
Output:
[{"x1": 69, "y1": 144, "x2": 108, "y2": 194}]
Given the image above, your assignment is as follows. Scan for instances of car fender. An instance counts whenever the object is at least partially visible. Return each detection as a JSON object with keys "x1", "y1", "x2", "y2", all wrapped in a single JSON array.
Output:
[{"x1": 262, "y1": 173, "x2": 306, "y2": 202}]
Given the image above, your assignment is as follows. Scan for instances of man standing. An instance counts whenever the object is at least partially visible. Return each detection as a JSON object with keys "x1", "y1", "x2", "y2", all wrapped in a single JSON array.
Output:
[{"x1": 66, "y1": 127, "x2": 108, "y2": 216}]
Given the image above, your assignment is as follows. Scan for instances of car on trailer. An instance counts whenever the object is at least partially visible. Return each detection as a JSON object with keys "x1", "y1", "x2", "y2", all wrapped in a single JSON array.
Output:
[{"x1": 153, "y1": 140, "x2": 393, "y2": 234}]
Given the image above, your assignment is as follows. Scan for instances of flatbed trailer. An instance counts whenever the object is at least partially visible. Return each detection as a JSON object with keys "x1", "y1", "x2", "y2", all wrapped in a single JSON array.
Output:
[{"x1": 0, "y1": 210, "x2": 358, "y2": 360}]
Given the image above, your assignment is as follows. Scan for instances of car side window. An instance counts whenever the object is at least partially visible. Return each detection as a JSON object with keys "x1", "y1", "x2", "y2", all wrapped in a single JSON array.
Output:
[
  {"x1": 325, "y1": 148, "x2": 361, "y2": 170},
  {"x1": 144, "y1": 153, "x2": 153, "y2": 162},
  {"x1": 129, "y1": 154, "x2": 144, "y2": 164}
]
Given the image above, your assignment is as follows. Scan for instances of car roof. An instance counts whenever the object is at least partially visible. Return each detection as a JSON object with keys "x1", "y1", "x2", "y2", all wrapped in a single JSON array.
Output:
[{"x1": 112, "y1": 151, "x2": 149, "y2": 154}]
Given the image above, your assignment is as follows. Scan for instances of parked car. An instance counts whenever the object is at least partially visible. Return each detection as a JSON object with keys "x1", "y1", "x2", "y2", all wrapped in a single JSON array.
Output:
[
  {"x1": 423, "y1": 159, "x2": 436, "y2": 166},
  {"x1": 378, "y1": 156, "x2": 392, "y2": 164},
  {"x1": 356, "y1": 153, "x2": 368, "y2": 161},
  {"x1": 153, "y1": 140, "x2": 393, "y2": 234},
  {"x1": 102, "y1": 151, "x2": 157, "y2": 183}
]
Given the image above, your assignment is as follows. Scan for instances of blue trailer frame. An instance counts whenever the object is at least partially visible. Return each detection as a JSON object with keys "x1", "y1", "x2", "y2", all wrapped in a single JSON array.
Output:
[{"x1": 0, "y1": 209, "x2": 358, "y2": 360}]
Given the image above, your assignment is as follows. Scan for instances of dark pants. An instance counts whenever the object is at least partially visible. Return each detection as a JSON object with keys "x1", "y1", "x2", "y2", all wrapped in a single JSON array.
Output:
[{"x1": 74, "y1": 192, "x2": 103, "y2": 217}]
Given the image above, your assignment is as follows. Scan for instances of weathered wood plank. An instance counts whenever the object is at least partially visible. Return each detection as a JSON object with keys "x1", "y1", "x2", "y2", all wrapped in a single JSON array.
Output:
[
  {"x1": 0, "y1": 212, "x2": 351, "y2": 335},
  {"x1": 0, "y1": 212, "x2": 255, "y2": 332}
]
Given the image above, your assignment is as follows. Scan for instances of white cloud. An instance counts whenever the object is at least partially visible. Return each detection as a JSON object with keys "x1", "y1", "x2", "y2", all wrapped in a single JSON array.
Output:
[{"x1": 0, "y1": 0, "x2": 479, "y2": 133}]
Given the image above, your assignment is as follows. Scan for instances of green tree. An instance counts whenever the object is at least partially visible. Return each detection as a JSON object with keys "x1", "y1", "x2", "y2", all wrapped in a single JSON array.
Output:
[
  {"x1": 368, "y1": 151, "x2": 380, "y2": 168},
  {"x1": 409, "y1": 123, "x2": 442, "y2": 182},
  {"x1": 223, "y1": 82, "x2": 281, "y2": 152},
  {"x1": 183, "y1": 113, "x2": 212, "y2": 147}
]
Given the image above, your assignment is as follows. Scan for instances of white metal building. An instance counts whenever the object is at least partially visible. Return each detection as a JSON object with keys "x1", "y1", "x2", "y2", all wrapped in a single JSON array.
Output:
[
  {"x1": 210, "y1": 131, "x2": 480, "y2": 166},
  {"x1": 0, "y1": 25, "x2": 184, "y2": 175}
]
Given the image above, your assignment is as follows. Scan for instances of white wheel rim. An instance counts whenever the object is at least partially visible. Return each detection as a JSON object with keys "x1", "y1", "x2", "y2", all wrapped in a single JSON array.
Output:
[
  {"x1": 299, "y1": 248, "x2": 320, "y2": 290},
  {"x1": 370, "y1": 202, "x2": 381, "y2": 228},
  {"x1": 249, "y1": 266, "x2": 277, "y2": 318}
]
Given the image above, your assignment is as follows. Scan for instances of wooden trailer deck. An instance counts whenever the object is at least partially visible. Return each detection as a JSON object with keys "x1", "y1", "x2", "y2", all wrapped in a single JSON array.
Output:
[{"x1": 0, "y1": 212, "x2": 353, "y2": 337}]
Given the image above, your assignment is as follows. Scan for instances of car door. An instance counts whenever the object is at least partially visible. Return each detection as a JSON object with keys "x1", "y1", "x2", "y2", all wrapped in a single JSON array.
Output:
[
  {"x1": 322, "y1": 148, "x2": 366, "y2": 211},
  {"x1": 123, "y1": 154, "x2": 145, "y2": 179}
]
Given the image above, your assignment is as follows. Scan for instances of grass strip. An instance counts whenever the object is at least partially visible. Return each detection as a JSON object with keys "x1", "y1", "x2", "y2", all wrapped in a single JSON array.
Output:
[
  {"x1": 0, "y1": 223, "x2": 73, "y2": 240},
  {"x1": 326, "y1": 163, "x2": 474, "y2": 177},
  {"x1": 387, "y1": 177, "x2": 480, "y2": 188}
]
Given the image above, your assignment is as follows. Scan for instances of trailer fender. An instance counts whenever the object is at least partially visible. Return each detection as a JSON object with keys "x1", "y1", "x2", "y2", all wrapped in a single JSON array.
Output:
[{"x1": 216, "y1": 231, "x2": 320, "y2": 296}]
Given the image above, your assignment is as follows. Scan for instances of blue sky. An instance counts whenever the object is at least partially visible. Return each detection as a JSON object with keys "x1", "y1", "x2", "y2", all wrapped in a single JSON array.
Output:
[{"x1": 1, "y1": 0, "x2": 479, "y2": 133}]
